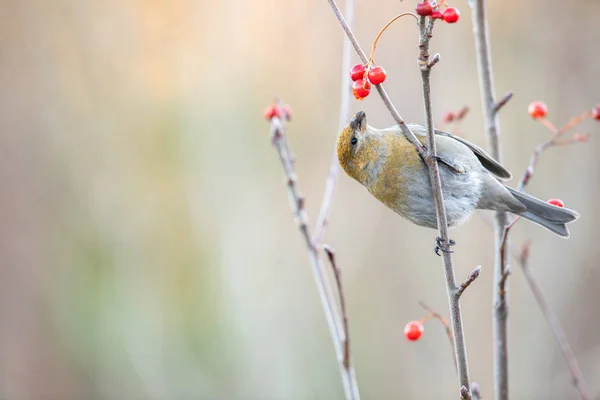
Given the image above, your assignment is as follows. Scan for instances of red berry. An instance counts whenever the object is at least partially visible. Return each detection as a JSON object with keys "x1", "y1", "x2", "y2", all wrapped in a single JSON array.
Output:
[
  {"x1": 443, "y1": 111, "x2": 456, "y2": 123},
  {"x1": 350, "y1": 64, "x2": 366, "y2": 81},
  {"x1": 367, "y1": 66, "x2": 387, "y2": 85},
  {"x1": 528, "y1": 101, "x2": 548, "y2": 119},
  {"x1": 264, "y1": 104, "x2": 280, "y2": 120},
  {"x1": 416, "y1": 1, "x2": 433, "y2": 16},
  {"x1": 547, "y1": 199, "x2": 565, "y2": 208},
  {"x1": 442, "y1": 7, "x2": 460, "y2": 23},
  {"x1": 352, "y1": 78, "x2": 371, "y2": 100},
  {"x1": 431, "y1": 10, "x2": 443, "y2": 19},
  {"x1": 592, "y1": 105, "x2": 600, "y2": 121},
  {"x1": 404, "y1": 320, "x2": 424, "y2": 341}
]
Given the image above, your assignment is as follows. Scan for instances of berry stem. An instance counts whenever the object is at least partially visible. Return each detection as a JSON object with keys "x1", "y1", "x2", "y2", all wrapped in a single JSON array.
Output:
[
  {"x1": 557, "y1": 110, "x2": 593, "y2": 135},
  {"x1": 539, "y1": 118, "x2": 559, "y2": 134},
  {"x1": 368, "y1": 12, "x2": 418, "y2": 65},
  {"x1": 418, "y1": 302, "x2": 457, "y2": 372}
]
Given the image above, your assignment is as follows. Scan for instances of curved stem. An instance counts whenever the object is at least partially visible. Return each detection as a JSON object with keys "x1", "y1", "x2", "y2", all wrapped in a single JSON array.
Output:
[{"x1": 368, "y1": 12, "x2": 418, "y2": 63}]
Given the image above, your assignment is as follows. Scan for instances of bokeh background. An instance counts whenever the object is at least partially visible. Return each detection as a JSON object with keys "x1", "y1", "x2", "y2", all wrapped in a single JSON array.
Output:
[{"x1": 1, "y1": 0, "x2": 599, "y2": 399}]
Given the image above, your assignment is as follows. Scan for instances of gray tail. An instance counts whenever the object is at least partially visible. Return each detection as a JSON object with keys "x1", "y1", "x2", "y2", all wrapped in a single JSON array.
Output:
[{"x1": 506, "y1": 187, "x2": 579, "y2": 238}]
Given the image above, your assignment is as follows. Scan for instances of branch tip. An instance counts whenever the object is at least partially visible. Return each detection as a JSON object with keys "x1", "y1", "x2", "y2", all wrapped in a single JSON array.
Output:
[
  {"x1": 323, "y1": 244, "x2": 335, "y2": 263},
  {"x1": 456, "y1": 265, "x2": 481, "y2": 298},
  {"x1": 427, "y1": 53, "x2": 441, "y2": 69},
  {"x1": 493, "y1": 91, "x2": 514, "y2": 114}
]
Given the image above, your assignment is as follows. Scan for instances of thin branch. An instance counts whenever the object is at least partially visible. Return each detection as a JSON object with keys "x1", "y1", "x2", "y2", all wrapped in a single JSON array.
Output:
[
  {"x1": 418, "y1": 301, "x2": 456, "y2": 371},
  {"x1": 455, "y1": 266, "x2": 482, "y2": 299},
  {"x1": 417, "y1": 14, "x2": 472, "y2": 398},
  {"x1": 323, "y1": 245, "x2": 351, "y2": 369},
  {"x1": 497, "y1": 216, "x2": 519, "y2": 297},
  {"x1": 519, "y1": 243, "x2": 591, "y2": 400},
  {"x1": 492, "y1": 91, "x2": 514, "y2": 114},
  {"x1": 469, "y1": 1, "x2": 509, "y2": 398},
  {"x1": 313, "y1": 0, "x2": 355, "y2": 245},
  {"x1": 326, "y1": 0, "x2": 427, "y2": 157},
  {"x1": 517, "y1": 125, "x2": 589, "y2": 192},
  {"x1": 269, "y1": 112, "x2": 360, "y2": 400}
]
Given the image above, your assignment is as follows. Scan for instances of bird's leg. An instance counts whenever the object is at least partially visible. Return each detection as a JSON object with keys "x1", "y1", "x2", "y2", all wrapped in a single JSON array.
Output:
[{"x1": 434, "y1": 237, "x2": 456, "y2": 256}]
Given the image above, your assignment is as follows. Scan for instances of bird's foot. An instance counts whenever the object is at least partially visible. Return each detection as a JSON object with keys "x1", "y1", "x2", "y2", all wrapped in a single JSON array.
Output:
[{"x1": 435, "y1": 237, "x2": 456, "y2": 256}]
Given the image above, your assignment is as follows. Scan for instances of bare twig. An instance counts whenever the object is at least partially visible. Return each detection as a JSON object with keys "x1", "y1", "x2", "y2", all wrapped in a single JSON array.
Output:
[
  {"x1": 418, "y1": 301, "x2": 456, "y2": 370},
  {"x1": 427, "y1": 53, "x2": 441, "y2": 69},
  {"x1": 326, "y1": 0, "x2": 427, "y2": 156},
  {"x1": 469, "y1": 1, "x2": 509, "y2": 397},
  {"x1": 456, "y1": 106, "x2": 470, "y2": 120},
  {"x1": 417, "y1": 14, "x2": 472, "y2": 398},
  {"x1": 519, "y1": 243, "x2": 590, "y2": 400},
  {"x1": 518, "y1": 121, "x2": 590, "y2": 192},
  {"x1": 455, "y1": 266, "x2": 482, "y2": 299},
  {"x1": 269, "y1": 112, "x2": 360, "y2": 400},
  {"x1": 492, "y1": 91, "x2": 514, "y2": 114},
  {"x1": 313, "y1": 0, "x2": 355, "y2": 245},
  {"x1": 323, "y1": 245, "x2": 351, "y2": 369}
]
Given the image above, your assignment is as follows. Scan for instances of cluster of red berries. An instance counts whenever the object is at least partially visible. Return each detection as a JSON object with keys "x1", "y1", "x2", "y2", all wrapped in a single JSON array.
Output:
[
  {"x1": 264, "y1": 103, "x2": 293, "y2": 121},
  {"x1": 350, "y1": 64, "x2": 387, "y2": 100},
  {"x1": 416, "y1": 1, "x2": 460, "y2": 23}
]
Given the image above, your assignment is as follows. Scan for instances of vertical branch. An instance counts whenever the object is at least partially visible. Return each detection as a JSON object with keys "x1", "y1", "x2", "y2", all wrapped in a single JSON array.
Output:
[
  {"x1": 418, "y1": 15, "x2": 472, "y2": 398},
  {"x1": 313, "y1": 0, "x2": 355, "y2": 245},
  {"x1": 269, "y1": 114, "x2": 360, "y2": 400},
  {"x1": 469, "y1": 1, "x2": 509, "y2": 399}
]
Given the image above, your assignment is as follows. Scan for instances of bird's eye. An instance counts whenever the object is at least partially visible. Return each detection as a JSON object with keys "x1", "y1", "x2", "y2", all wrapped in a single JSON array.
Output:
[{"x1": 350, "y1": 136, "x2": 358, "y2": 146}]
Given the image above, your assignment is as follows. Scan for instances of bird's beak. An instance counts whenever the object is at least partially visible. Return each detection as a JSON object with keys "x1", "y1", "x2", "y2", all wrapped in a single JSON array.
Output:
[{"x1": 350, "y1": 111, "x2": 367, "y2": 133}]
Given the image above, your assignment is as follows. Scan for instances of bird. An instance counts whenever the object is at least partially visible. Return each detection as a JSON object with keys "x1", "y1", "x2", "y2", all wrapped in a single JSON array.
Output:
[{"x1": 336, "y1": 111, "x2": 579, "y2": 240}]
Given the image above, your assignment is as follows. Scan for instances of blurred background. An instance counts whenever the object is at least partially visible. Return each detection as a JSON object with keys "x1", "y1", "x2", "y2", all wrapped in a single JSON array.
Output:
[{"x1": 0, "y1": 0, "x2": 599, "y2": 398}]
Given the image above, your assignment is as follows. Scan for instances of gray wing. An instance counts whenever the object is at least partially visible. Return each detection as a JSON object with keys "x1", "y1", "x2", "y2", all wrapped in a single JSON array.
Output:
[{"x1": 435, "y1": 129, "x2": 512, "y2": 180}]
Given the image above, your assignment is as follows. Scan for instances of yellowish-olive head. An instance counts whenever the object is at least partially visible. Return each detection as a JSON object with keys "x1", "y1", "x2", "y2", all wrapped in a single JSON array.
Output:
[{"x1": 337, "y1": 111, "x2": 370, "y2": 180}]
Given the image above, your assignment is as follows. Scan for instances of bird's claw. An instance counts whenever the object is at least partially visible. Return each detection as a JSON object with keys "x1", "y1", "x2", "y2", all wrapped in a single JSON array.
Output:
[{"x1": 435, "y1": 237, "x2": 456, "y2": 256}]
